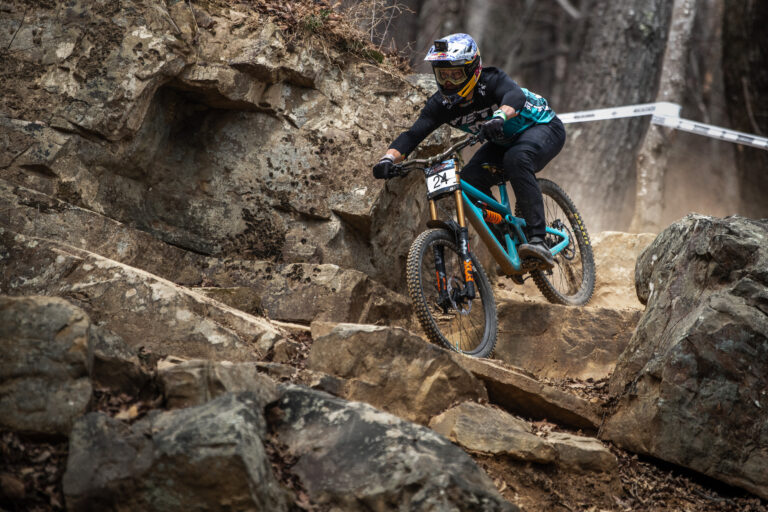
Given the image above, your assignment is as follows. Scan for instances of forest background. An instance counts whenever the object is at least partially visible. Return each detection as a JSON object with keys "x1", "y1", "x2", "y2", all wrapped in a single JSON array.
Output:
[{"x1": 351, "y1": 0, "x2": 767, "y2": 233}]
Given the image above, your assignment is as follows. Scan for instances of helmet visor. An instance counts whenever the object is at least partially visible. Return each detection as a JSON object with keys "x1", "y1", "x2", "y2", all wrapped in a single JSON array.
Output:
[{"x1": 434, "y1": 67, "x2": 468, "y2": 88}]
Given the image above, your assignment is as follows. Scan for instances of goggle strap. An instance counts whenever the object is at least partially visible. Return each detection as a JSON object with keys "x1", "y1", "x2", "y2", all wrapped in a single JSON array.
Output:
[{"x1": 457, "y1": 68, "x2": 480, "y2": 97}]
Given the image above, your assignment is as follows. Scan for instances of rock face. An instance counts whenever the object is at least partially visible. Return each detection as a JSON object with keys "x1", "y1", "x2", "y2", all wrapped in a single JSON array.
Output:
[
  {"x1": 202, "y1": 261, "x2": 416, "y2": 328},
  {"x1": 0, "y1": 229, "x2": 284, "y2": 361},
  {"x1": 0, "y1": 295, "x2": 93, "y2": 436},
  {"x1": 0, "y1": 1, "x2": 452, "y2": 291},
  {"x1": 270, "y1": 385, "x2": 518, "y2": 511},
  {"x1": 603, "y1": 215, "x2": 768, "y2": 498},
  {"x1": 63, "y1": 392, "x2": 290, "y2": 511},
  {"x1": 306, "y1": 324, "x2": 488, "y2": 424},
  {"x1": 494, "y1": 299, "x2": 640, "y2": 381}
]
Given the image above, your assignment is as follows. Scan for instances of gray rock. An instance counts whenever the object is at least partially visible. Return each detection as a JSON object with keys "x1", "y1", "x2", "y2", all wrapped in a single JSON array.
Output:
[
  {"x1": 546, "y1": 432, "x2": 618, "y2": 473},
  {"x1": 429, "y1": 402, "x2": 618, "y2": 473},
  {"x1": 0, "y1": 295, "x2": 92, "y2": 436},
  {"x1": 455, "y1": 356, "x2": 602, "y2": 430},
  {"x1": 63, "y1": 392, "x2": 290, "y2": 511},
  {"x1": 202, "y1": 261, "x2": 416, "y2": 328},
  {"x1": 603, "y1": 215, "x2": 768, "y2": 499},
  {"x1": 430, "y1": 402, "x2": 556, "y2": 463},
  {"x1": 270, "y1": 385, "x2": 518, "y2": 511},
  {"x1": 158, "y1": 359, "x2": 279, "y2": 409},
  {"x1": 91, "y1": 327, "x2": 151, "y2": 396},
  {"x1": 0, "y1": 178, "x2": 206, "y2": 286},
  {"x1": 0, "y1": 230, "x2": 284, "y2": 362},
  {"x1": 306, "y1": 324, "x2": 488, "y2": 425}
]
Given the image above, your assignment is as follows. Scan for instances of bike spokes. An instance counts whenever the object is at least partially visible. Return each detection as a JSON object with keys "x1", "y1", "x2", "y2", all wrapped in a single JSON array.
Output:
[{"x1": 418, "y1": 237, "x2": 489, "y2": 353}]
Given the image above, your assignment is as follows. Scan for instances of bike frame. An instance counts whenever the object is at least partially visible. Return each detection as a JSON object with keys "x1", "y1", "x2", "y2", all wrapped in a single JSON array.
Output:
[
  {"x1": 419, "y1": 139, "x2": 570, "y2": 277},
  {"x1": 459, "y1": 179, "x2": 570, "y2": 275},
  {"x1": 397, "y1": 134, "x2": 571, "y2": 279}
]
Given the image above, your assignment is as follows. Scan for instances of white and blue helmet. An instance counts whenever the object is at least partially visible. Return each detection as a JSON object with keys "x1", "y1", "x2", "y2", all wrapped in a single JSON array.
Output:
[{"x1": 425, "y1": 33, "x2": 482, "y2": 107}]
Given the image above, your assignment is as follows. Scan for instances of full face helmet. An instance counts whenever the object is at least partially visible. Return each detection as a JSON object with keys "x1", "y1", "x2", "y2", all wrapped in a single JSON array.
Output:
[{"x1": 425, "y1": 33, "x2": 482, "y2": 107}]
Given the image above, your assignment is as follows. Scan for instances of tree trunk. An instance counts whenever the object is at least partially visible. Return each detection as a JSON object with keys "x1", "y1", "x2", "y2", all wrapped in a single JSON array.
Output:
[
  {"x1": 543, "y1": 0, "x2": 674, "y2": 232},
  {"x1": 722, "y1": 1, "x2": 768, "y2": 220},
  {"x1": 629, "y1": 0, "x2": 698, "y2": 233}
]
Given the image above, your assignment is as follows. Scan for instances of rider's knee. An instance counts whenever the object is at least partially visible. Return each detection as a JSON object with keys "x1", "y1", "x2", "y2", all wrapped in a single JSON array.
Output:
[{"x1": 503, "y1": 149, "x2": 536, "y2": 178}]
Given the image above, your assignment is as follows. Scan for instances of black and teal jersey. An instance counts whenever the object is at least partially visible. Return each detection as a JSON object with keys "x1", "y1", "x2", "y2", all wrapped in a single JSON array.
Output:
[{"x1": 390, "y1": 67, "x2": 557, "y2": 156}]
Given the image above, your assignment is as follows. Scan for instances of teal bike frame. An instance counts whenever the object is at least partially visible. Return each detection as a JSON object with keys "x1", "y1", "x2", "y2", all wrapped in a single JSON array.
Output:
[
  {"x1": 460, "y1": 178, "x2": 570, "y2": 276},
  {"x1": 395, "y1": 134, "x2": 570, "y2": 277}
]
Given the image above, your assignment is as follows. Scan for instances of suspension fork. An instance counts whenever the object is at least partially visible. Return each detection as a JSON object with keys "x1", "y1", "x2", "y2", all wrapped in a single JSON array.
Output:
[{"x1": 454, "y1": 185, "x2": 476, "y2": 300}]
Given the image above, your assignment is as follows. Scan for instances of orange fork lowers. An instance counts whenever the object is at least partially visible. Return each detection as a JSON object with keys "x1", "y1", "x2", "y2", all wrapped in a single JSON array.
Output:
[{"x1": 463, "y1": 259, "x2": 474, "y2": 283}]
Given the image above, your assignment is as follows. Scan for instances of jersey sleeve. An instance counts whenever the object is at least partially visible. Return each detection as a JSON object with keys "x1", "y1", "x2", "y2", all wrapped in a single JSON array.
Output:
[
  {"x1": 490, "y1": 70, "x2": 526, "y2": 113},
  {"x1": 389, "y1": 98, "x2": 444, "y2": 156}
]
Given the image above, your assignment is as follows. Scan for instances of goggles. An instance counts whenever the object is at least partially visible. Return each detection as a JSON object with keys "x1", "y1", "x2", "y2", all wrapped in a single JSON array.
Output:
[{"x1": 434, "y1": 67, "x2": 468, "y2": 87}]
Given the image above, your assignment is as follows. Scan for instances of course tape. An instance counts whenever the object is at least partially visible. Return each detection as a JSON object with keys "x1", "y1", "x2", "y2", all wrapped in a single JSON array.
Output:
[{"x1": 559, "y1": 101, "x2": 768, "y2": 150}]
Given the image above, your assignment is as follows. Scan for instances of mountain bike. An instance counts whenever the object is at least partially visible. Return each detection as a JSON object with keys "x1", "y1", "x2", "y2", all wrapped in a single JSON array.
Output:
[{"x1": 393, "y1": 134, "x2": 595, "y2": 358}]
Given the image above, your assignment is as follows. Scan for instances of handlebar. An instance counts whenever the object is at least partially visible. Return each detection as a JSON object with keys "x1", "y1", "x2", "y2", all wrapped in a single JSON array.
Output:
[{"x1": 393, "y1": 134, "x2": 483, "y2": 177}]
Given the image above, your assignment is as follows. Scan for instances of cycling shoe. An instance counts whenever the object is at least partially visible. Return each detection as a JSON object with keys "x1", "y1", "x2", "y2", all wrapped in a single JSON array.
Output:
[{"x1": 518, "y1": 236, "x2": 554, "y2": 270}]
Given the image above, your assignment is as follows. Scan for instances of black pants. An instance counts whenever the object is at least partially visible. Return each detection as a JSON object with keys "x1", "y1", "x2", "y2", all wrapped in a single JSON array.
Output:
[{"x1": 461, "y1": 117, "x2": 566, "y2": 239}]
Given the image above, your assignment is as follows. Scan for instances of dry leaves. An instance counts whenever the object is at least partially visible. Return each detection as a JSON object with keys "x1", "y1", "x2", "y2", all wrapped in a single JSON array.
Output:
[{"x1": 0, "y1": 431, "x2": 67, "y2": 511}]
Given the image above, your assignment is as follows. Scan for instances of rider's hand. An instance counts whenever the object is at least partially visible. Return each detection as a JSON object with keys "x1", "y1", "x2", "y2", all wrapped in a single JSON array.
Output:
[
  {"x1": 480, "y1": 117, "x2": 505, "y2": 141},
  {"x1": 373, "y1": 155, "x2": 397, "y2": 179}
]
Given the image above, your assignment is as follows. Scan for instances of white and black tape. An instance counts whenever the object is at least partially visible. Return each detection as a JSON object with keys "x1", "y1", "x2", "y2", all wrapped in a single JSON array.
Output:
[
  {"x1": 559, "y1": 101, "x2": 768, "y2": 151},
  {"x1": 651, "y1": 115, "x2": 768, "y2": 150},
  {"x1": 558, "y1": 102, "x2": 680, "y2": 124}
]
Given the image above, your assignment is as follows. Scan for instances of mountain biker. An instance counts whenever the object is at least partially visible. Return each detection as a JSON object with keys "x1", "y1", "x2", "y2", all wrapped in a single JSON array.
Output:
[{"x1": 372, "y1": 33, "x2": 565, "y2": 269}]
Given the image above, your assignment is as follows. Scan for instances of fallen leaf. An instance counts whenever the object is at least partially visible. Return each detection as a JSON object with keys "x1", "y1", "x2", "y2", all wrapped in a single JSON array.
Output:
[{"x1": 115, "y1": 404, "x2": 140, "y2": 420}]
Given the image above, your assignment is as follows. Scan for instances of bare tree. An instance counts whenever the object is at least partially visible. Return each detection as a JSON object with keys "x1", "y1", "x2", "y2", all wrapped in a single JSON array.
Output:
[
  {"x1": 629, "y1": 0, "x2": 698, "y2": 233},
  {"x1": 543, "y1": 0, "x2": 674, "y2": 232}
]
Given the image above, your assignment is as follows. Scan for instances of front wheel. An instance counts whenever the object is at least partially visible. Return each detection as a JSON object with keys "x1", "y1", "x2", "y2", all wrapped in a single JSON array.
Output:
[
  {"x1": 518, "y1": 178, "x2": 596, "y2": 305},
  {"x1": 406, "y1": 228, "x2": 497, "y2": 358}
]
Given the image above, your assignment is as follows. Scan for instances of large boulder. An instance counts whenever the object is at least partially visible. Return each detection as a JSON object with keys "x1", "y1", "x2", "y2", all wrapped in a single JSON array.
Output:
[
  {"x1": 0, "y1": 295, "x2": 93, "y2": 436},
  {"x1": 0, "y1": 229, "x2": 284, "y2": 361},
  {"x1": 306, "y1": 324, "x2": 488, "y2": 424},
  {"x1": 63, "y1": 392, "x2": 290, "y2": 511},
  {"x1": 602, "y1": 215, "x2": 768, "y2": 499},
  {"x1": 269, "y1": 385, "x2": 517, "y2": 511}
]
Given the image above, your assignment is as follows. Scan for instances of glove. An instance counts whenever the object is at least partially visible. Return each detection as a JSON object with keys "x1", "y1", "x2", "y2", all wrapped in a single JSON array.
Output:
[
  {"x1": 479, "y1": 116, "x2": 505, "y2": 141},
  {"x1": 372, "y1": 156, "x2": 397, "y2": 179}
]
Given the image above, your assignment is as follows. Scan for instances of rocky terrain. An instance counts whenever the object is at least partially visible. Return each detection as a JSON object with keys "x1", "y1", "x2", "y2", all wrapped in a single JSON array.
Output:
[{"x1": 1, "y1": 1, "x2": 767, "y2": 511}]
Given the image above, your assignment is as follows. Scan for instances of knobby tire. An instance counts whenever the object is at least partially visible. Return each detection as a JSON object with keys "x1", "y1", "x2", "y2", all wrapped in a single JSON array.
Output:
[{"x1": 406, "y1": 228, "x2": 497, "y2": 358}]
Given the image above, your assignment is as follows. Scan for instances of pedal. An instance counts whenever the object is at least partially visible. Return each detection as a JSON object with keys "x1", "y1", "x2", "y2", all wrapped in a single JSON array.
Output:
[{"x1": 522, "y1": 257, "x2": 551, "y2": 272}]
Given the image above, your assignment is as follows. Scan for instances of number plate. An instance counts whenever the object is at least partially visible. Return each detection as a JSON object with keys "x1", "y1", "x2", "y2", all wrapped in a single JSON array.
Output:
[{"x1": 425, "y1": 159, "x2": 459, "y2": 198}]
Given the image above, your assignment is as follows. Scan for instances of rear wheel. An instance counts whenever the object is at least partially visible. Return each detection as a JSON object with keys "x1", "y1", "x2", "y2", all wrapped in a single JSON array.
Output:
[
  {"x1": 517, "y1": 179, "x2": 595, "y2": 305},
  {"x1": 406, "y1": 229, "x2": 497, "y2": 358}
]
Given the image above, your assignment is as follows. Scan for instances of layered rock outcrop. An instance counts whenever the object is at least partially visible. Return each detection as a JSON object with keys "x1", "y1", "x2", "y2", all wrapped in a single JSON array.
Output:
[
  {"x1": 603, "y1": 215, "x2": 768, "y2": 498},
  {"x1": 0, "y1": 0, "x2": 450, "y2": 292}
]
